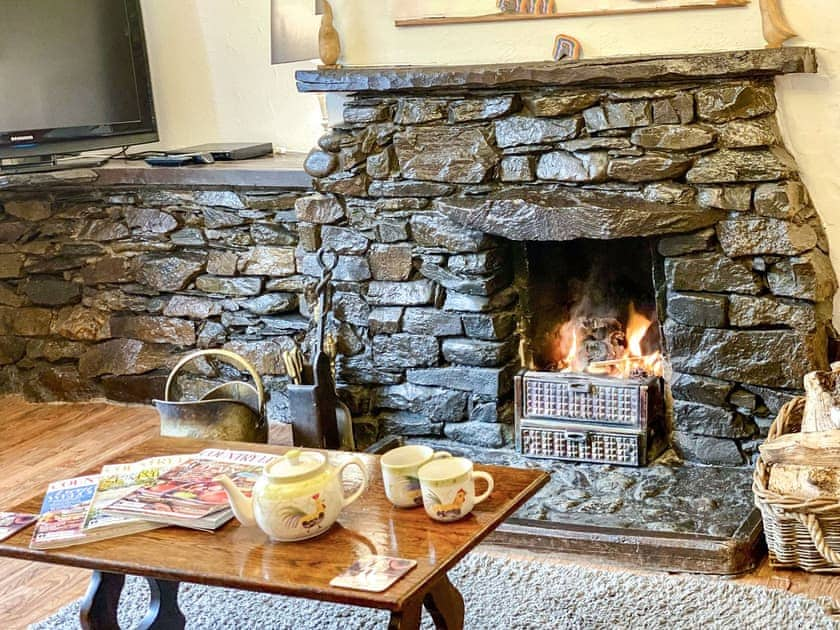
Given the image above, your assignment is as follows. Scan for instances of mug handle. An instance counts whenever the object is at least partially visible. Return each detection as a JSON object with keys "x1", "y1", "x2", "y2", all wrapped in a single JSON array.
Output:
[
  {"x1": 472, "y1": 471, "x2": 494, "y2": 505},
  {"x1": 432, "y1": 451, "x2": 452, "y2": 460},
  {"x1": 339, "y1": 457, "x2": 369, "y2": 508}
]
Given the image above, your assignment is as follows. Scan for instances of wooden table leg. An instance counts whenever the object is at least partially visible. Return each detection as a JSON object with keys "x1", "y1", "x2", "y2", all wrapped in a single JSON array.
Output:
[
  {"x1": 80, "y1": 571, "x2": 125, "y2": 630},
  {"x1": 138, "y1": 578, "x2": 185, "y2": 630},
  {"x1": 423, "y1": 574, "x2": 464, "y2": 630},
  {"x1": 389, "y1": 573, "x2": 465, "y2": 630}
]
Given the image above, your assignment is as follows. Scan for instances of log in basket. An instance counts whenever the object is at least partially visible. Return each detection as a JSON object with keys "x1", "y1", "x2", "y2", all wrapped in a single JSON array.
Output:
[
  {"x1": 154, "y1": 349, "x2": 268, "y2": 444},
  {"x1": 754, "y1": 396, "x2": 840, "y2": 572}
]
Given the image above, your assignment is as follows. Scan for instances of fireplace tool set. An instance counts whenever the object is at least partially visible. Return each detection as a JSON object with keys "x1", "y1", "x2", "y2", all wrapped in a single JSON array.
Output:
[{"x1": 283, "y1": 248, "x2": 355, "y2": 451}]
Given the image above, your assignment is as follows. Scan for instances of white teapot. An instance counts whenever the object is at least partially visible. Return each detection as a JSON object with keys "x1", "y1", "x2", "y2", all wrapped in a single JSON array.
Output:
[{"x1": 217, "y1": 449, "x2": 368, "y2": 542}]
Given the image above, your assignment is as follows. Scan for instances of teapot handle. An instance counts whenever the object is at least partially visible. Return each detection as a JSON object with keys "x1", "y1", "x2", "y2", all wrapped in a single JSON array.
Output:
[{"x1": 338, "y1": 456, "x2": 368, "y2": 508}]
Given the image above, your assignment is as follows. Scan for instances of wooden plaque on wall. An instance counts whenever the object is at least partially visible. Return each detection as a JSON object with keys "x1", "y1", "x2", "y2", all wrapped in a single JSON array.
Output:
[{"x1": 395, "y1": 0, "x2": 750, "y2": 27}]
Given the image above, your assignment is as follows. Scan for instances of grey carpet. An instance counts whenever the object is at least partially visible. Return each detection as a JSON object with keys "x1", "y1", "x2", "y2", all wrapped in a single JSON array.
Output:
[{"x1": 31, "y1": 552, "x2": 839, "y2": 630}]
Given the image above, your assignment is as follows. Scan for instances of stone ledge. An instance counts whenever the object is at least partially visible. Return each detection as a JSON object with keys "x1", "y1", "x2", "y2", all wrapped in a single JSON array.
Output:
[
  {"x1": 296, "y1": 48, "x2": 817, "y2": 94},
  {"x1": 0, "y1": 153, "x2": 310, "y2": 191}
]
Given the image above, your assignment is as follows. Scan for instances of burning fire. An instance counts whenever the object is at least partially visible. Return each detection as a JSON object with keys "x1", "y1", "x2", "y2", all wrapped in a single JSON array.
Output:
[{"x1": 548, "y1": 302, "x2": 663, "y2": 379}]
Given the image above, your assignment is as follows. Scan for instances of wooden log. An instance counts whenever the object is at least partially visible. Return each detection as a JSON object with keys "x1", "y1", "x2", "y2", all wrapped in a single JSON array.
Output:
[
  {"x1": 759, "y1": 429, "x2": 840, "y2": 466},
  {"x1": 768, "y1": 464, "x2": 840, "y2": 499},
  {"x1": 802, "y1": 365, "x2": 840, "y2": 433}
]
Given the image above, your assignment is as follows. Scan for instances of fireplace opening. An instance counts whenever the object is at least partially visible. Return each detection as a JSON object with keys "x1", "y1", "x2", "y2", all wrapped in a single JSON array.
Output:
[
  {"x1": 514, "y1": 237, "x2": 667, "y2": 467},
  {"x1": 521, "y1": 238, "x2": 663, "y2": 379}
]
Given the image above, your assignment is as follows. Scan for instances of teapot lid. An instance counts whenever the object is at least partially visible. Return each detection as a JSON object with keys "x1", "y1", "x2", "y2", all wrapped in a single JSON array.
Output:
[{"x1": 267, "y1": 449, "x2": 326, "y2": 482}]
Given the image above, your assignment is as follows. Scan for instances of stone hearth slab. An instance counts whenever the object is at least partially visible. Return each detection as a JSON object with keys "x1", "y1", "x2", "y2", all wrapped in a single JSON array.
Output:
[
  {"x1": 435, "y1": 187, "x2": 724, "y2": 241},
  {"x1": 413, "y1": 439, "x2": 761, "y2": 575}
]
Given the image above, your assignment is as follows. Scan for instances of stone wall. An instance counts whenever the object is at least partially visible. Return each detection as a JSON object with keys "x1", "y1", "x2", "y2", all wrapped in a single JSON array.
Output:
[
  {"x1": 0, "y1": 183, "x2": 311, "y2": 431},
  {"x1": 298, "y1": 76, "x2": 837, "y2": 464}
]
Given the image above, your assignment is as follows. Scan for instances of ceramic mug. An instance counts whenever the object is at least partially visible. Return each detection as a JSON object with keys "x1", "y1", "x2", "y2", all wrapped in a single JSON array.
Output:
[
  {"x1": 417, "y1": 457, "x2": 494, "y2": 522},
  {"x1": 380, "y1": 445, "x2": 451, "y2": 508}
]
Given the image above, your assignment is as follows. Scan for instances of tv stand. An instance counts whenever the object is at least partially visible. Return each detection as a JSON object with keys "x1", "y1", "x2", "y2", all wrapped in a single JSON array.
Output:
[{"x1": 0, "y1": 154, "x2": 107, "y2": 175}]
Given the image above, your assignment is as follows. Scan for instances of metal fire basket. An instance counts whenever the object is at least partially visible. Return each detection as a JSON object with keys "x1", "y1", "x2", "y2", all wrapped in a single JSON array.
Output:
[{"x1": 514, "y1": 370, "x2": 665, "y2": 466}]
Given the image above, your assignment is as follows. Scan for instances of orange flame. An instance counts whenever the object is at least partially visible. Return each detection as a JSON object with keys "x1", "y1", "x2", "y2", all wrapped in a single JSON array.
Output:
[{"x1": 549, "y1": 302, "x2": 663, "y2": 379}]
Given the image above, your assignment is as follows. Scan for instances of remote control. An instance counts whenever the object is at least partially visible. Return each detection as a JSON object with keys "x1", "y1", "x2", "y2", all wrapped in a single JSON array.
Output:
[{"x1": 144, "y1": 154, "x2": 195, "y2": 166}]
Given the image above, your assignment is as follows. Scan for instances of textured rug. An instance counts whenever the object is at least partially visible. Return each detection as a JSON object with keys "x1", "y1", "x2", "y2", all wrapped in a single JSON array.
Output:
[{"x1": 32, "y1": 552, "x2": 839, "y2": 630}]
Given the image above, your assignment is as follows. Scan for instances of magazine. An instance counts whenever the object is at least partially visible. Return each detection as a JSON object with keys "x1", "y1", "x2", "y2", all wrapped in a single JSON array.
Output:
[
  {"x1": 103, "y1": 449, "x2": 275, "y2": 530},
  {"x1": 30, "y1": 475, "x2": 162, "y2": 550},
  {"x1": 83, "y1": 455, "x2": 192, "y2": 531},
  {"x1": 0, "y1": 512, "x2": 37, "y2": 542}
]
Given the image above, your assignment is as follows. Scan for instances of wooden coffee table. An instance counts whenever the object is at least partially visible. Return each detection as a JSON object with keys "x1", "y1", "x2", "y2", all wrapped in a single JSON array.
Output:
[{"x1": 0, "y1": 437, "x2": 548, "y2": 629}]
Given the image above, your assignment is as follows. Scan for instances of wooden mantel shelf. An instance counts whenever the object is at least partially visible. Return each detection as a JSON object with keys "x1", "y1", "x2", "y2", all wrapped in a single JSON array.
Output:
[{"x1": 296, "y1": 47, "x2": 817, "y2": 94}]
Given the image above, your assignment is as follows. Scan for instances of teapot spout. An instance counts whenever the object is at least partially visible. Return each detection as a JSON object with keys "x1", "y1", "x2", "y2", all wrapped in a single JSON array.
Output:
[{"x1": 215, "y1": 475, "x2": 256, "y2": 526}]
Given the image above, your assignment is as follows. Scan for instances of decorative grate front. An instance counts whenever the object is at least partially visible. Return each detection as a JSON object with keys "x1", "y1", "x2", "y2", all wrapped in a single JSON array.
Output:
[
  {"x1": 520, "y1": 424, "x2": 641, "y2": 466},
  {"x1": 515, "y1": 370, "x2": 664, "y2": 467}
]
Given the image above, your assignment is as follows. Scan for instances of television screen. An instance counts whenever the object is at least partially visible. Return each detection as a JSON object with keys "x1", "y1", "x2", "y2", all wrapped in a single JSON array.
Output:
[{"x1": 0, "y1": 0, "x2": 157, "y2": 163}]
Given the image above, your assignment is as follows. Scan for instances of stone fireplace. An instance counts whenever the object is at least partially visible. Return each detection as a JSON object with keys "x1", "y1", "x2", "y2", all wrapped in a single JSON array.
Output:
[{"x1": 295, "y1": 47, "x2": 836, "y2": 472}]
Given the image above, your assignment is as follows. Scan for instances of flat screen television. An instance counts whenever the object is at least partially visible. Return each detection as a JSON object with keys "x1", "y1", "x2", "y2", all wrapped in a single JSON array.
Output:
[{"x1": 0, "y1": 0, "x2": 157, "y2": 174}]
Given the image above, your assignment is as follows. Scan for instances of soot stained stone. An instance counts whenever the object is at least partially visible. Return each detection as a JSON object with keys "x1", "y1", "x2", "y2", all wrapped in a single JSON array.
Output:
[
  {"x1": 241, "y1": 293, "x2": 298, "y2": 315},
  {"x1": 375, "y1": 383, "x2": 467, "y2": 423},
  {"x1": 607, "y1": 155, "x2": 693, "y2": 183},
  {"x1": 687, "y1": 149, "x2": 795, "y2": 183},
  {"x1": 672, "y1": 400, "x2": 753, "y2": 439},
  {"x1": 411, "y1": 212, "x2": 495, "y2": 252},
  {"x1": 742, "y1": 384, "x2": 797, "y2": 417},
  {"x1": 223, "y1": 338, "x2": 297, "y2": 375},
  {"x1": 444, "y1": 421, "x2": 511, "y2": 448},
  {"x1": 137, "y1": 253, "x2": 205, "y2": 292},
  {"x1": 443, "y1": 287, "x2": 517, "y2": 313},
  {"x1": 419, "y1": 261, "x2": 506, "y2": 297},
  {"x1": 522, "y1": 92, "x2": 601, "y2": 117},
  {"x1": 394, "y1": 126, "x2": 498, "y2": 184},
  {"x1": 665, "y1": 253, "x2": 762, "y2": 294},
  {"x1": 436, "y1": 188, "x2": 724, "y2": 242},
  {"x1": 495, "y1": 115, "x2": 582, "y2": 148},
  {"x1": 380, "y1": 411, "x2": 443, "y2": 437},
  {"x1": 333, "y1": 291, "x2": 371, "y2": 326},
  {"x1": 671, "y1": 372, "x2": 733, "y2": 407},
  {"x1": 373, "y1": 334, "x2": 439, "y2": 370},
  {"x1": 537, "y1": 151, "x2": 608, "y2": 183},
  {"x1": 630, "y1": 125, "x2": 715, "y2": 151},
  {"x1": 343, "y1": 103, "x2": 391, "y2": 124},
  {"x1": 716, "y1": 218, "x2": 816, "y2": 257},
  {"x1": 667, "y1": 292, "x2": 727, "y2": 328},
  {"x1": 402, "y1": 307, "x2": 463, "y2": 336},
  {"x1": 664, "y1": 320, "x2": 827, "y2": 389},
  {"x1": 448, "y1": 250, "x2": 506, "y2": 276},
  {"x1": 766, "y1": 250, "x2": 837, "y2": 302},
  {"x1": 695, "y1": 84, "x2": 776, "y2": 122}
]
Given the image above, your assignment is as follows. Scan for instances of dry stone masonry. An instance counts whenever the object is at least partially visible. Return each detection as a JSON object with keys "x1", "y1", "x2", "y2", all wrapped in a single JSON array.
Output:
[
  {"x1": 293, "y1": 48, "x2": 836, "y2": 464},
  {"x1": 0, "y1": 49, "x2": 833, "y2": 468}
]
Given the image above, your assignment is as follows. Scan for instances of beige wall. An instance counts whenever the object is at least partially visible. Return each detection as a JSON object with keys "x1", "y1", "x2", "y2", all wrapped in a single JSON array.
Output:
[{"x1": 139, "y1": 0, "x2": 840, "y2": 319}]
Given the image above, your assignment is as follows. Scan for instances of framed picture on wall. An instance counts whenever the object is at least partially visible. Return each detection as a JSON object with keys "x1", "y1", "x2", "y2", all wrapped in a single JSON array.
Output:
[{"x1": 395, "y1": 0, "x2": 750, "y2": 27}]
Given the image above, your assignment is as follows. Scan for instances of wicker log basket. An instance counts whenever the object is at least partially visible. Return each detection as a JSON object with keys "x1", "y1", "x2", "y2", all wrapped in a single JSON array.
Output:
[{"x1": 753, "y1": 396, "x2": 840, "y2": 572}]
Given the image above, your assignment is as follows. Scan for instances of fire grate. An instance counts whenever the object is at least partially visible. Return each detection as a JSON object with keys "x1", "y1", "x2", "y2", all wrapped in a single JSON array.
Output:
[{"x1": 515, "y1": 370, "x2": 665, "y2": 466}]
